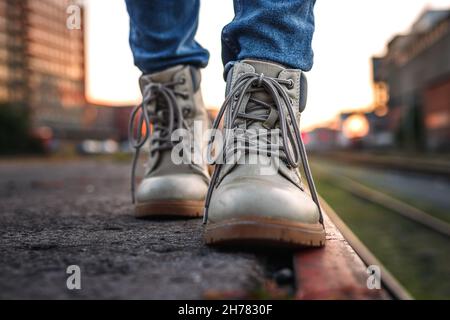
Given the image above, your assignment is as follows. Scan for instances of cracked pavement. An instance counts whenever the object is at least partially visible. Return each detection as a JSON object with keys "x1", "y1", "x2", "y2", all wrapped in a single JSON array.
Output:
[{"x1": 0, "y1": 158, "x2": 292, "y2": 299}]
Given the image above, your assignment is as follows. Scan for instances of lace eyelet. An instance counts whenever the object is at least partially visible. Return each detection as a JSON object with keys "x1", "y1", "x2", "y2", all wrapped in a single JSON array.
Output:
[
  {"x1": 182, "y1": 107, "x2": 192, "y2": 116},
  {"x1": 179, "y1": 77, "x2": 186, "y2": 85},
  {"x1": 287, "y1": 79, "x2": 294, "y2": 89}
]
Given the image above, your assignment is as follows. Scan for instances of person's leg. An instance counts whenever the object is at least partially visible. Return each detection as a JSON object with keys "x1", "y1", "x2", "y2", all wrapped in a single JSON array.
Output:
[
  {"x1": 125, "y1": 0, "x2": 210, "y2": 218},
  {"x1": 125, "y1": 0, "x2": 209, "y2": 73},
  {"x1": 204, "y1": 0, "x2": 325, "y2": 247},
  {"x1": 221, "y1": 0, "x2": 315, "y2": 76}
]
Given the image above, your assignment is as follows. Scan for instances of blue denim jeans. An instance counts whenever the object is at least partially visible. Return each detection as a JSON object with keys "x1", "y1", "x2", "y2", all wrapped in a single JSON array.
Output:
[{"x1": 125, "y1": 0, "x2": 316, "y2": 76}]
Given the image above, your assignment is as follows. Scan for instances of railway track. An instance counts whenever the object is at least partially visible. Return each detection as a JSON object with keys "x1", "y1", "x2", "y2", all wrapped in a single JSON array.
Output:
[
  {"x1": 313, "y1": 166, "x2": 450, "y2": 238},
  {"x1": 317, "y1": 197, "x2": 413, "y2": 300},
  {"x1": 293, "y1": 195, "x2": 413, "y2": 300},
  {"x1": 294, "y1": 160, "x2": 450, "y2": 299},
  {"x1": 313, "y1": 151, "x2": 450, "y2": 178}
]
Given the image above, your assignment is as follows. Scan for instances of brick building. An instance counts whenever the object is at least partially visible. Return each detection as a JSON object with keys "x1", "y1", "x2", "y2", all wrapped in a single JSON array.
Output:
[
  {"x1": 372, "y1": 9, "x2": 450, "y2": 151},
  {"x1": 0, "y1": 0, "x2": 118, "y2": 143}
]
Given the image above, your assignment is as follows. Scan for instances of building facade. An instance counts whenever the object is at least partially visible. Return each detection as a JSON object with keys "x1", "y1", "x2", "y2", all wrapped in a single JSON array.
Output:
[
  {"x1": 0, "y1": 0, "x2": 121, "y2": 143},
  {"x1": 372, "y1": 9, "x2": 450, "y2": 151}
]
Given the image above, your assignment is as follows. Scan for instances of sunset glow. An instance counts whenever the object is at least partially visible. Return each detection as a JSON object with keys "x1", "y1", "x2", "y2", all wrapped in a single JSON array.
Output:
[{"x1": 85, "y1": 0, "x2": 450, "y2": 128}]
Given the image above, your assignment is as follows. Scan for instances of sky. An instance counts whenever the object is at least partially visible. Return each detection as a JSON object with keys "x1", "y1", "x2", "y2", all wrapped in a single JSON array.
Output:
[{"x1": 85, "y1": 0, "x2": 450, "y2": 129}]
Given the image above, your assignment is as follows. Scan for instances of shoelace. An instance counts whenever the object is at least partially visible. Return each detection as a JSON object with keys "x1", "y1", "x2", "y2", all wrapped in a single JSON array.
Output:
[
  {"x1": 128, "y1": 79, "x2": 188, "y2": 203},
  {"x1": 203, "y1": 72, "x2": 323, "y2": 224}
]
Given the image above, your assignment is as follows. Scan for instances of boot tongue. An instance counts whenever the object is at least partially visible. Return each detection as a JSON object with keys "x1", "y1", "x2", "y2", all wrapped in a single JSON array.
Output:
[
  {"x1": 239, "y1": 60, "x2": 287, "y2": 130},
  {"x1": 241, "y1": 59, "x2": 285, "y2": 78},
  {"x1": 218, "y1": 60, "x2": 301, "y2": 188},
  {"x1": 139, "y1": 65, "x2": 185, "y2": 91}
]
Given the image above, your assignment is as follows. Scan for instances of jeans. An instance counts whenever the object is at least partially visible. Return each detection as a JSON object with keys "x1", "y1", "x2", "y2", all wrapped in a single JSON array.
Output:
[{"x1": 125, "y1": 0, "x2": 316, "y2": 76}]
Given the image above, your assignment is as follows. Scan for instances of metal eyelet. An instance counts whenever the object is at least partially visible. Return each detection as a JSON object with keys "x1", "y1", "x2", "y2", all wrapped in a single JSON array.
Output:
[
  {"x1": 287, "y1": 79, "x2": 294, "y2": 89},
  {"x1": 182, "y1": 106, "x2": 191, "y2": 116},
  {"x1": 181, "y1": 92, "x2": 189, "y2": 99}
]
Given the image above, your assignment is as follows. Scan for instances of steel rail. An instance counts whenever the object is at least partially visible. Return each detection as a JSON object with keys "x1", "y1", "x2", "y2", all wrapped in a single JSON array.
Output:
[
  {"x1": 315, "y1": 168, "x2": 450, "y2": 238},
  {"x1": 319, "y1": 197, "x2": 414, "y2": 300}
]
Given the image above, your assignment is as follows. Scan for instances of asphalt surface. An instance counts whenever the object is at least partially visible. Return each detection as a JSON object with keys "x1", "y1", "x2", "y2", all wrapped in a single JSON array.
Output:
[{"x1": 0, "y1": 158, "x2": 293, "y2": 299}]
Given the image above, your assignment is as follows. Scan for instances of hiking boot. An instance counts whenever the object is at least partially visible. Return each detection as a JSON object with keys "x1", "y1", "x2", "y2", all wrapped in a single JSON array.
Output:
[
  {"x1": 129, "y1": 65, "x2": 210, "y2": 218},
  {"x1": 203, "y1": 60, "x2": 325, "y2": 247}
]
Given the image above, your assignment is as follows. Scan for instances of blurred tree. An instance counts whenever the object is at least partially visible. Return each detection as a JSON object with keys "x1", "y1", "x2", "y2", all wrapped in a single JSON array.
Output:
[{"x1": 0, "y1": 103, "x2": 43, "y2": 155}]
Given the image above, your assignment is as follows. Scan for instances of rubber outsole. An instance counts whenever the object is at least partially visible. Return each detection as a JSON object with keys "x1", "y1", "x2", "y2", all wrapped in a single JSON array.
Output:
[
  {"x1": 205, "y1": 216, "x2": 326, "y2": 248},
  {"x1": 135, "y1": 200, "x2": 204, "y2": 218}
]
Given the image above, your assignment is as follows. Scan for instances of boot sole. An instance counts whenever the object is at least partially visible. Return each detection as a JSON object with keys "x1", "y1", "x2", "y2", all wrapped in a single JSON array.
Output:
[
  {"x1": 205, "y1": 216, "x2": 326, "y2": 248},
  {"x1": 135, "y1": 200, "x2": 204, "y2": 218}
]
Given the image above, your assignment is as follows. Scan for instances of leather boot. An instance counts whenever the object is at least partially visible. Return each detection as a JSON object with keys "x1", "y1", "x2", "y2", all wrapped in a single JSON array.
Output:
[
  {"x1": 129, "y1": 65, "x2": 210, "y2": 218},
  {"x1": 204, "y1": 60, "x2": 325, "y2": 247}
]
